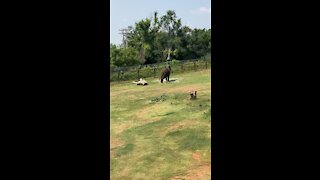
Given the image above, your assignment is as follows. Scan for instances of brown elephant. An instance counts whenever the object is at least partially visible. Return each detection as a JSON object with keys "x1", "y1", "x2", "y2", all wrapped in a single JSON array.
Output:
[{"x1": 160, "y1": 66, "x2": 171, "y2": 83}]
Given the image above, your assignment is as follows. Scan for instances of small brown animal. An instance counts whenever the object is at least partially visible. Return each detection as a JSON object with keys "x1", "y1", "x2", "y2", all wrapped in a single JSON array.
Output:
[
  {"x1": 160, "y1": 66, "x2": 171, "y2": 83},
  {"x1": 189, "y1": 90, "x2": 197, "y2": 99}
]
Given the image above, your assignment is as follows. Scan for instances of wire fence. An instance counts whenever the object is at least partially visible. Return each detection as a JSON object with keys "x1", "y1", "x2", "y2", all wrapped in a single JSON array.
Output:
[{"x1": 110, "y1": 58, "x2": 211, "y2": 82}]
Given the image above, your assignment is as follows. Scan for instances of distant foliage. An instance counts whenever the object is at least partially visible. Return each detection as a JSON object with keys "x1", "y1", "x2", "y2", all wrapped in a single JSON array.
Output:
[
  {"x1": 110, "y1": 10, "x2": 211, "y2": 66},
  {"x1": 110, "y1": 44, "x2": 140, "y2": 67}
]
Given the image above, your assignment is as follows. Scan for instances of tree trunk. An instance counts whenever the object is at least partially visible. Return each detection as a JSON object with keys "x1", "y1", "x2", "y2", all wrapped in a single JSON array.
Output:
[
  {"x1": 181, "y1": 63, "x2": 184, "y2": 72},
  {"x1": 167, "y1": 48, "x2": 171, "y2": 60},
  {"x1": 139, "y1": 48, "x2": 146, "y2": 64}
]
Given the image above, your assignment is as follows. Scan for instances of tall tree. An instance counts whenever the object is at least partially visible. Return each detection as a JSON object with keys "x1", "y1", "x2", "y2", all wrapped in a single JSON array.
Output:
[
  {"x1": 127, "y1": 18, "x2": 152, "y2": 64},
  {"x1": 160, "y1": 10, "x2": 181, "y2": 61},
  {"x1": 112, "y1": 10, "x2": 211, "y2": 66},
  {"x1": 110, "y1": 44, "x2": 140, "y2": 67}
]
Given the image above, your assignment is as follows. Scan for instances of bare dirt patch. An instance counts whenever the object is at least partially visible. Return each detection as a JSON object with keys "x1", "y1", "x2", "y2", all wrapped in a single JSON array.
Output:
[
  {"x1": 110, "y1": 138, "x2": 124, "y2": 158},
  {"x1": 111, "y1": 123, "x2": 131, "y2": 134},
  {"x1": 171, "y1": 164, "x2": 211, "y2": 180},
  {"x1": 110, "y1": 138, "x2": 124, "y2": 149},
  {"x1": 153, "y1": 77, "x2": 181, "y2": 83},
  {"x1": 192, "y1": 152, "x2": 201, "y2": 162},
  {"x1": 171, "y1": 152, "x2": 210, "y2": 180}
]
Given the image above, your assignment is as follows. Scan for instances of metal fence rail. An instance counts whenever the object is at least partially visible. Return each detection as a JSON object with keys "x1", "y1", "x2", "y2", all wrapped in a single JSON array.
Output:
[{"x1": 110, "y1": 58, "x2": 211, "y2": 82}]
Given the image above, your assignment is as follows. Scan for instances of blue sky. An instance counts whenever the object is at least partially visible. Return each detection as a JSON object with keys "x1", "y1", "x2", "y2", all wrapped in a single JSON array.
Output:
[{"x1": 110, "y1": 0, "x2": 211, "y2": 45}]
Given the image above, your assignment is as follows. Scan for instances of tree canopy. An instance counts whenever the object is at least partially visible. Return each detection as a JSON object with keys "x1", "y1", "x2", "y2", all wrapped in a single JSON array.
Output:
[{"x1": 110, "y1": 10, "x2": 211, "y2": 67}]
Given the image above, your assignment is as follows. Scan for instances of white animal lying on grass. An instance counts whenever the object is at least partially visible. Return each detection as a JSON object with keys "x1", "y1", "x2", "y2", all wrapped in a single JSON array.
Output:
[{"x1": 132, "y1": 78, "x2": 148, "y2": 86}]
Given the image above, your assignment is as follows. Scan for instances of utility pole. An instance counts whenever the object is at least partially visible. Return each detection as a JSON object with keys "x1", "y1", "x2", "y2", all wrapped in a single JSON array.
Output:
[{"x1": 119, "y1": 28, "x2": 129, "y2": 48}]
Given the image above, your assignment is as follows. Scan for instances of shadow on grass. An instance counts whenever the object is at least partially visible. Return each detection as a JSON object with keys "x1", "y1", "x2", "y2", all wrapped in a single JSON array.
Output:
[
  {"x1": 156, "y1": 112, "x2": 175, "y2": 116},
  {"x1": 115, "y1": 143, "x2": 134, "y2": 157},
  {"x1": 166, "y1": 128, "x2": 210, "y2": 151}
]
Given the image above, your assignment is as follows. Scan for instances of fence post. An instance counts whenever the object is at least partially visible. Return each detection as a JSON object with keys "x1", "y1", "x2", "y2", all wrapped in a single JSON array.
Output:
[
  {"x1": 153, "y1": 67, "x2": 156, "y2": 78},
  {"x1": 194, "y1": 61, "x2": 196, "y2": 71},
  {"x1": 181, "y1": 63, "x2": 183, "y2": 73},
  {"x1": 137, "y1": 68, "x2": 140, "y2": 80},
  {"x1": 205, "y1": 61, "x2": 208, "y2": 69},
  {"x1": 117, "y1": 71, "x2": 120, "y2": 81}
]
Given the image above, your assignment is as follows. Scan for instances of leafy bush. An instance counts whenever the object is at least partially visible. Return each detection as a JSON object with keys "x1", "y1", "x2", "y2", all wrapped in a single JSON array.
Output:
[{"x1": 110, "y1": 46, "x2": 140, "y2": 67}]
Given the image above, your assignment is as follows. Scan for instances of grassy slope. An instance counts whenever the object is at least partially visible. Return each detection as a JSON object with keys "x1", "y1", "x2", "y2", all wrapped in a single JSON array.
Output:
[{"x1": 110, "y1": 69, "x2": 211, "y2": 180}]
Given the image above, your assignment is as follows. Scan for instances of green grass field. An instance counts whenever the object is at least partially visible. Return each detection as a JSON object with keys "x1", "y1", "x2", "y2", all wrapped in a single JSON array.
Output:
[{"x1": 110, "y1": 69, "x2": 211, "y2": 180}]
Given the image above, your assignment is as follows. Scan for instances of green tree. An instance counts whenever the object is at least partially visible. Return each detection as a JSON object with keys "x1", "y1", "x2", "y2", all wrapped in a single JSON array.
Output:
[
  {"x1": 191, "y1": 28, "x2": 211, "y2": 58},
  {"x1": 112, "y1": 10, "x2": 211, "y2": 66},
  {"x1": 110, "y1": 45, "x2": 140, "y2": 67},
  {"x1": 159, "y1": 10, "x2": 180, "y2": 61},
  {"x1": 127, "y1": 18, "x2": 152, "y2": 64}
]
